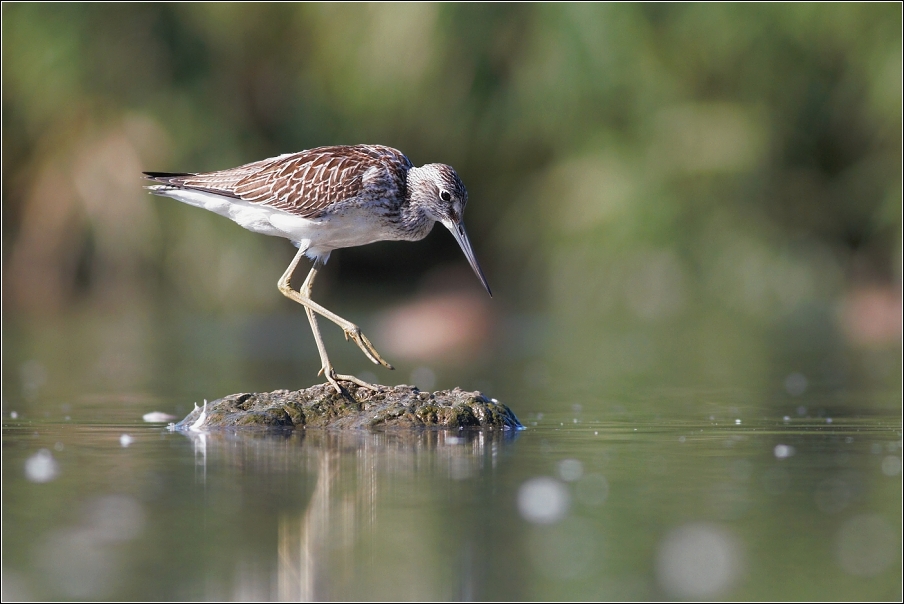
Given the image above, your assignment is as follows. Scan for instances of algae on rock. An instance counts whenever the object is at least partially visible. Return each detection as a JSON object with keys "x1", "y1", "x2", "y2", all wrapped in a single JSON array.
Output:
[{"x1": 175, "y1": 383, "x2": 522, "y2": 431}]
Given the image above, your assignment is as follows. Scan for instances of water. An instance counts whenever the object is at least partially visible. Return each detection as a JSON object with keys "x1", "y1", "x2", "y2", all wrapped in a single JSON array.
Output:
[{"x1": 2, "y1": 309, "x2": 902, "y2": 600}]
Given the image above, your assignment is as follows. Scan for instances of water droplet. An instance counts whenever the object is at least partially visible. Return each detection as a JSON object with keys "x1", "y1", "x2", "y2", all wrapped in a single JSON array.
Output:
[
  {"x1": 881, "y1": 456, "x2": 901, "y2": 476},
  {"x1": 575, "y1": 474, "x2": 609, "y2": 506},
  {"x1": 784, "y1": 372, "x2": 808, "y2": 396},
  {"x1": 773, "y1": 444, "x2": 795, "y2": 459},
  {"x1": 656, "y1": 523, "x2": 744, "y2": 597},
  {"x1": 517, "y1": 477, "x2": 570, "y2": 524},
  {"x1": 25, "y1": 449, "x2": 58, "y2": 483},
  {"x1": 835, "y1": 515, "x2": 896, "y2": 576},
  {"x1": 142, "y1": 411, "x2": 176, "y2": 423},
  {"x1": 558, "y1": 459, "x2": 583, "y2": 482}
]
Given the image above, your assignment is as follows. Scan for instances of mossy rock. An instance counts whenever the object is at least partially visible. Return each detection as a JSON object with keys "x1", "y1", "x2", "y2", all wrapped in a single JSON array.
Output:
[{"x1": 175, "y1": 383, "x2": 522, "y2": 431}]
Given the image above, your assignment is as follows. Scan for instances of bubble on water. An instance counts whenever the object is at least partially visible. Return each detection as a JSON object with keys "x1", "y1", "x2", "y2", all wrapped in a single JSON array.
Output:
[
  {"x1": 410, "y1": 366, "x2": 436, "y2": 390},
  {"x1": 656, "y1": 523, "x2": 744, "y2": 598},
  {"x1": 575, "y1": 474, "x2": 609, "y2": 506},
  {"x1": 25, "y1": 449, "x2": 58, "y2": 483},
  {"x1": 142, "y1": 411, "x2": 177, "y2": 423},
  {"x1": 881, "y1": 456, "x2": 901, "y2": 476},
  {"x1": 773, "y1": 444, "x2": 795, "y2": 459},
  {"x1": 734, "y1": 419, "x2": 741, "y2": 425},
  {"x1": 782, "y1": 416, "x2": 790, "y2": 422},
  {"x1": 54, "y1": 442, "x2": 64, "y2": 451},
  {"x1": 558, "y1": 459, "x2": 584, "y2": 482},
  {"x1": 527, "y1": 517, "x2": 601, "y2": 579},
  {"x1": 678, "y1": 435, "x2": 686, "y2": 443},
  {"x1": 119, "y1": 434, "x2": 133, "y2": 448},
  {"x1": 10, "y1": 411, "x2": 18, "y2": 419},
  {"x1": 784, "y1": 372, "x2": 808, "y2": 396},
  {"x1": 517, "y1": 477, "x2": 570, "y2": 524},
  {"x1": 835, "y1": 514, "x2": 896, "y2": 577}
]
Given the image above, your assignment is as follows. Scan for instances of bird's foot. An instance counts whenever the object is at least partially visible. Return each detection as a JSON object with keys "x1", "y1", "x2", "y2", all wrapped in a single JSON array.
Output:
[
  {"x1": 320, "y1": 365, "x2": 382, "y2": 394},
  {"x1": 343, "y1": 325, "x2": 394, "y2": 370}
]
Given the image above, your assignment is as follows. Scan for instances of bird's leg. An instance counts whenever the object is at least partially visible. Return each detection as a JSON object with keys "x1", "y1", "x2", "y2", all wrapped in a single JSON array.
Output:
[
  {"x1": 297, "y1": 269, "x2": 382, "y2": 393},
  {"x1": 277, "y1": 249, "x2": 393, "y2": 392},
  {"x1": 290, "y1": 258, "x2": 394, "y2": 371}
]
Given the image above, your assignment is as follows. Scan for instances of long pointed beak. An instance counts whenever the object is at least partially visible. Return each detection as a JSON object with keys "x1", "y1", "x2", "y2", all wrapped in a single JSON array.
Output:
[{"x1": 442, "y1": 218, "x2": 493, "y2": 297}]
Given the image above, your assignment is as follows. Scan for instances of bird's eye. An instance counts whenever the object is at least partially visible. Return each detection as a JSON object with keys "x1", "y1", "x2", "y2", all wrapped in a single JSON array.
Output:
[{"x1": 440, "y1": 190, "x2": 452, "y2": 202}]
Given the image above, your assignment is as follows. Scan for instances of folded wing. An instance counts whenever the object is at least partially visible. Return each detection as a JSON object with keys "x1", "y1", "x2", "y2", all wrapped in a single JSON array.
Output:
[{"x1": 143, "y1": 145, "x2": 412, "y2": 219}]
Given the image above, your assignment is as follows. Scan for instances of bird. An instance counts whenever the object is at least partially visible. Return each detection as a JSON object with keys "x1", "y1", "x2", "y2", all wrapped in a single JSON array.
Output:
[{"x1": 144, "y1": 144, "x2": 491, "y2": 393}]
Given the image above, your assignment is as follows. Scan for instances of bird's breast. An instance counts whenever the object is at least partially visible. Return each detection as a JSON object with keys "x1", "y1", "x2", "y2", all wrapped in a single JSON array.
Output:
[{"x1": 276, "y1": 203, "x2": 432, "y2": 254}]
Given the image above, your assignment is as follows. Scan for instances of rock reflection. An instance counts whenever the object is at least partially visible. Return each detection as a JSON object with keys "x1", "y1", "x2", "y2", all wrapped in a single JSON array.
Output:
[{"x1": 177, "y1": 428, "x2": 517, "y2": 601}]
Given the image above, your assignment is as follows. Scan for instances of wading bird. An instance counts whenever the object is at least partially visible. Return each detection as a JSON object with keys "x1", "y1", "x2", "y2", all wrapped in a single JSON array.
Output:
[{"x1": 145, "y1": 145, "x2": 491, "y2": 392}]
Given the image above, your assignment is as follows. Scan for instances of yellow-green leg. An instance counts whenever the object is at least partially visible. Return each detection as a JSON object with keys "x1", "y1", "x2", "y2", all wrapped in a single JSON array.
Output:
[{"x1": 277, "y1": 248, "x2": 392, "y2": 392}]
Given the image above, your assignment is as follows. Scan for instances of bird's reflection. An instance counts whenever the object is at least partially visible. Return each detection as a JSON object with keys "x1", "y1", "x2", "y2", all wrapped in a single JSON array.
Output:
[{"x1": 178, "y1": 428, "x2": 518, "y2": 601}]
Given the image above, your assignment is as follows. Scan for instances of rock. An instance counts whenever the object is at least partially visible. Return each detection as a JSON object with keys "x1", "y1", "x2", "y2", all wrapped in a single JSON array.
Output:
[{"x1": 174, "y1": 383, "x2": 522, "y2": 431}]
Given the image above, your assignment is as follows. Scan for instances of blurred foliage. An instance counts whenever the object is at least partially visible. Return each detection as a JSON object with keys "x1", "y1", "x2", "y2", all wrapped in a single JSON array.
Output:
[
  {"x1": 3, "y1": 9, "x2": 900, "y2": 599},
  {"x1": 2, "y1": 4, "x2": 901, "y2": 399}
]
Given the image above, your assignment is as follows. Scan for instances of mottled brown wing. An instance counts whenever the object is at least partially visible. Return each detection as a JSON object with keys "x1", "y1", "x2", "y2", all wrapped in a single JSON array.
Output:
[{"x1": 168, "y1": 145, "x2": 412, "y2": 218}]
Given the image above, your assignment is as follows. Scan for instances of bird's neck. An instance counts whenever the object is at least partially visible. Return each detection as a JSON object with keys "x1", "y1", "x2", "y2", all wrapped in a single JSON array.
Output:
[{"x1": 398, "y1": 167, "x2": 436, "y2": 241}]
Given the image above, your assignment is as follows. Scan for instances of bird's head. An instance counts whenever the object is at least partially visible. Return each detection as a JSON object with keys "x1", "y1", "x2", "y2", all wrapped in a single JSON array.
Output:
[{"x1": 408, "y1": 163, "x2": 492, "y2": 297}]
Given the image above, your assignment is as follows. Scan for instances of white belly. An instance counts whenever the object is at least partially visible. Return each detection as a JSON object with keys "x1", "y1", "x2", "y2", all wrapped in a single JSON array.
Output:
[{"x1": 156, "y1": 188, "x2": 399, "y2": 261}]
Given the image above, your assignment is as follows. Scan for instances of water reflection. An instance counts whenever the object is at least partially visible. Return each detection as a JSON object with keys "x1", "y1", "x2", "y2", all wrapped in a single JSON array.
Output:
[
  {"x1": 3, "y1": 408, "x2": 900, "y2": 600},
  {"x1": 174, "y1": 428, "x2": 518, "y2": 601}
]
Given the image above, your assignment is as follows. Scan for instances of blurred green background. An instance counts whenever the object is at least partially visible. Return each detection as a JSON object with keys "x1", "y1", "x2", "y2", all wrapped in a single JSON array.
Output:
[
  {"x1": 2, "y1": 5, "x2": 902, "y2": 601},
  {"x1": 2, "y1": 3, "x2": 901, "y2": 409}
]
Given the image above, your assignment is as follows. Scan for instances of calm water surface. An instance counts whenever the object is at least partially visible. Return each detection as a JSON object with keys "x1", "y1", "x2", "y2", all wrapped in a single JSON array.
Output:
[{"x1": 2, "y1": 311, "x2": 902, "y2": 600}]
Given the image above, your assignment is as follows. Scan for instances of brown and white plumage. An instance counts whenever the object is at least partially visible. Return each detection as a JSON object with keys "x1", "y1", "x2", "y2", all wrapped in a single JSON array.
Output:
[
  {"x1": 144, "y1": 144, "x2": 490, "y2": 392},
  {"x1": 146, "y1": 145, "x2": 411, "y2": 218}
]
